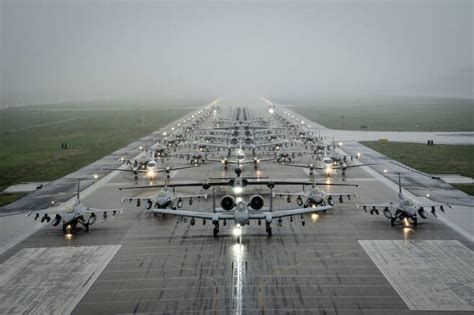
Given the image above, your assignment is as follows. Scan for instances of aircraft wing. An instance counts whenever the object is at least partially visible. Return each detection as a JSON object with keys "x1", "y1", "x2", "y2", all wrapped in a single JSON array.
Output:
[
  {"x1": 357, "y1": 202, "x2": 396, "y2": 210},
  {"x1": 83, "y1": 207, "x2": 124, "y2": 215},
  {"x1": 415, "y1": 201, "x2": 452, "y2": 209},
  {"x1": 121, "y1": 196, "x2": 156, "y2": 202},
  {"x1": 206, "y1": 158, "x2": 232, "y2": 163},
  {"x1": 250, "y1": 206, "x2": 333, "y2": 219},
  {"x1": 119, "y1": 181, "x2": 206, "y2": 190},
  {"x1": 333, "y1": 163, "x2": 377, "y2": 169},
  {"x1": 171, "y1": 193, "x2": 208, "y2": 200},
  {"x1": 154, "y1": 209, "x2": 235, "y2": 220},
  {"x1": 246, "y1": 143, "x2": 279, "y2": 149},
  {"x1": 157, "y1": 165, "x2": 198, "y2": 172},
  {"x1": 272, "y1": 191, "x2": 307, "y2": 197},
  {"x1": 103, "y1": 168, "x2": 134, "y2": 172},
  {"x1": 26, "y1": 207, "x2": 64, "y2": 219},
  {"x1": 328, "y1": 192, "x2": 358, "y2": 198},
  {"x1": 242, "y1": 157, "x2": 275, "y2": 164},
  {"x1": 282, "y1": 163, "x2": 324, "y2": 170}
]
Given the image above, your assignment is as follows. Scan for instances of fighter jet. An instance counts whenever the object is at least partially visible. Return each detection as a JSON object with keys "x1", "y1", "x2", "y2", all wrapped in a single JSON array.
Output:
[
  {"x1": 26, "y1": 182, "x2": 123, "y2": 233},
  {"x1": 357, "y1": 173, "x2": 451, "y2": 227},
  {"x1": 120, "y1": 188, "x2": 207, "y2": 214},
  {"x1": 283, "y1": 147, "x2": 375, "y2": 178}
]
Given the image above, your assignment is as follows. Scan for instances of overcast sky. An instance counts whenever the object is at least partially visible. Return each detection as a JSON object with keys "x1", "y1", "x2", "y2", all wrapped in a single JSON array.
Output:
[{"x1": 1, "y1": 0, "x2": 472, "y2": 106}]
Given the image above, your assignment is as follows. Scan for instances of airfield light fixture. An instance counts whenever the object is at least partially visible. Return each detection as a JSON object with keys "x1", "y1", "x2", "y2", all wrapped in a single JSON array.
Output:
[
  {"x1": 162, "y1": 132, "x2": 167, "y2": 136},
  {"x1": 383, "y1": 169, "x2": 388, "y2": 173},
  {"x1": 268, "y1": 108, "x2": 274, "y2": 114},
  {"x1": 139, "y1": 145, "x2": 143, "y2": 150},
  {"x1": 301, "y1": 120, "x2": 304, "y2": 124},
  {"x1": 51, "y1": 201, "x2": 55, "y2": 205},
  {"x1": 338, "y1": 142, "x2": 343, "y2": 146},
  {"x1": 356, "y1": 152, "x2": 361, "y2": 158},
  {"x1": 171, "y1": 127, "x2": 175, "y2": 131},
  {"x1": 93, "y1": 174, "x2": 99, "y2": 179},
  {"x1": 426, "y1": 193, "x2": 431, "y2": 198}
]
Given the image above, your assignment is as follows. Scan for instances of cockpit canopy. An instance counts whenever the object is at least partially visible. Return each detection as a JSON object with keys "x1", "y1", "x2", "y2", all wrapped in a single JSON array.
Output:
[
  {"x1": 157, "y1": 190, "x2": 167, "y2": 198},
  {"x1": 148, "y1": 161, "x2": 156, "y2": 168},
  {"x1": 403, "y1": 199, "x2": 414, "y2": 206}
]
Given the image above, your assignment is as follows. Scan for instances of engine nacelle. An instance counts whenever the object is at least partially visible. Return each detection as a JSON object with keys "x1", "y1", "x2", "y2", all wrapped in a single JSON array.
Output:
[
  {"x1": 221, "y1": 195, "x2": 236, "y2": 211},
  {"x1": 88, "y1": 213, "x2": 97, "y2": 225},
  {"x1": 176, "y1": 198, "x2": 183, "y2": 208},
  {"x1": 249, "y1": 195, "x2": 264, "y2": 210},
  {"x1": 327, "y1": 196, "x2": 334, "y2": 206},
  {"x1": 52, "y1": 214, "x2": 61, "y2": 226},
  {"x1": 145, "y1": 199, "x2": 153, "y2": 209}
]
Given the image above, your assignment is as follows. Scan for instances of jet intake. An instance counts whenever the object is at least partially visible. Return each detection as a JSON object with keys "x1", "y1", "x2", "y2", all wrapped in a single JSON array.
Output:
[
  {"x1": 249, "y1": 195, "x2": 264, "y2": 210},
  {"x1": 221, "y1": 195, "x2": 236, "y2": 211}
]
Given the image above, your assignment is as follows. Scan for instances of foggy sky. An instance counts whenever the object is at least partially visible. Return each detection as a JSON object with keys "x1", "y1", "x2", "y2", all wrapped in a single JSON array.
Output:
[{"x1": 1, "y1": 0, "x2": 472, "y2": 106}]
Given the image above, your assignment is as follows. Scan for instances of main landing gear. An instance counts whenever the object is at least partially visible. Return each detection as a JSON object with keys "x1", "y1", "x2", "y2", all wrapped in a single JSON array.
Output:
[
  {"x1": 213, "y1": 222, "x2": 220, "y2": 237},
  {"x1": 266, "y1": 222, "x2": 272, "y2": 236}
]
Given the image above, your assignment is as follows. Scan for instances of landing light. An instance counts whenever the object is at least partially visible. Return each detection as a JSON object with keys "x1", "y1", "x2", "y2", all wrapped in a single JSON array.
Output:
[
  {"x1": 233, "y1": 186, "x2": 243, "y2": 195},
  {"x1": 403, "y1": 218, "x2": 410, "y2": 227},
  {"x1": 426, "y1": 193, "x2": 431, "y2": 198},
  {"x1": 338, "y1": 142, "x2": 343, "y2": 146},
  {"x1": 268, "y1": 108, "x2": 274, "y2": 114},
  {"x1": 383, "y1": 169, "x2": 388, "y2": 173},
  {"x1": 232, "y1": 225, "x2": 242, "y2": 237},
  {"x1": 65, "y1": 233, "x2": 73, "y2": 240},
  {"x1": 162, "y1": 132, "x2": 167, "y2": 136},
  {"x1": 139, "y1": 146, "x2": 143, "y2": 150},
  {"x1": 93, "y1": 174, "x2": 99, "y2": 179},
  {"x1": 311, "y1": 213, "x2": 319, "y2": 222},
  {"x1": 356, "y1": 152, "x2": 361, "y2": 158}
]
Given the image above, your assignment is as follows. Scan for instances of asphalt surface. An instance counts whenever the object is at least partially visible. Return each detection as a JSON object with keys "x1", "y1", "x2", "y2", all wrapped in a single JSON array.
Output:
[{"x1": 0, "y1": 102, "x2": 473, "y2": 314}]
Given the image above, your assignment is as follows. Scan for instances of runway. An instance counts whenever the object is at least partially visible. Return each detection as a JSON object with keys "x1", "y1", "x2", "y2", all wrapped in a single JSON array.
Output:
[{"x1": 0, "y1": 101, "x2": 473, "y2": 314}]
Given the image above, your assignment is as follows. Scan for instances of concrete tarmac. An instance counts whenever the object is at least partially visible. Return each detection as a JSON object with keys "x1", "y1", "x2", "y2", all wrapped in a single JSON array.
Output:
[{"x1": 1, "y1": 103, "x2": 473, "y2": 314}]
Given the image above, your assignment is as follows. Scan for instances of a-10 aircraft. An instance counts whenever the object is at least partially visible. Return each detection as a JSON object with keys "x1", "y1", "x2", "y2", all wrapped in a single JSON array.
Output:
[
  {"x1": 122, "y1": 169, "x2": 364, "y2": 236},
  {"x1": 357, "y1": 173, "x2": 451, "y2": 227},
  {"x1": 27, "y1": 182, "x2": 123, "y2": 233}
]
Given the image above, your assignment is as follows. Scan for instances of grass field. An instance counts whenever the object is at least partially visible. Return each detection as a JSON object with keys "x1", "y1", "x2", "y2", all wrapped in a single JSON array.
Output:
[
  {"x1": 289, "y1": 103, "x2": 474, "y2": 131},
  {"x1": 0, "y1": 104, "x2": 194, "y2": 205},
  {"x1": 361, "y1": 142, "x2": 474, "y2": 195}
]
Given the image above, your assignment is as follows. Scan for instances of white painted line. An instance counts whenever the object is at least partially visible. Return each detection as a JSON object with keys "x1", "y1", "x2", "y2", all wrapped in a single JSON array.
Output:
[
  {"x1": 0, "y1": 245, "x2": 121, "y2": 314},
  {"x1": 359, "y1": 240, "x2": 474, "y2": 311}
]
